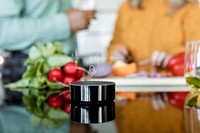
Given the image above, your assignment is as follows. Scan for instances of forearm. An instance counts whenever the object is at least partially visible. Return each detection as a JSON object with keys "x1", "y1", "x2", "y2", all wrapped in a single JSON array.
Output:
[
  {"x1": 0, "y1": 13, "x2": 71, "y2": 51},
  {"x1": 107, "y1": 2, "x2": 129, "y2": 63}
]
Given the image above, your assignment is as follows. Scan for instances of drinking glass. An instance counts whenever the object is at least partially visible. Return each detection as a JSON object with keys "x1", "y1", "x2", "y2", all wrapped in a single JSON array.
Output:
[{"x1": 184, "y1": 40, "x2": 200, "y2": 133}]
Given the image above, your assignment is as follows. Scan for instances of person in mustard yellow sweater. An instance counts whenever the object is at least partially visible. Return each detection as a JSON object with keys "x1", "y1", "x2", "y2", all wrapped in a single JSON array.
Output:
[
  {"x1": 108, "y1": 0, "x2": 200, "y2": 133},
  {"x1": 108, "y1": 0, "x2": 200, "y2": 65}
]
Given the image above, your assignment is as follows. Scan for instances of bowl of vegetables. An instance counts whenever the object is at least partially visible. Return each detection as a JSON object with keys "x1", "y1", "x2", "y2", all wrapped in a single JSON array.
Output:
[{"x1": 5, "y1": 42, "x2": 85, "y2": 128}]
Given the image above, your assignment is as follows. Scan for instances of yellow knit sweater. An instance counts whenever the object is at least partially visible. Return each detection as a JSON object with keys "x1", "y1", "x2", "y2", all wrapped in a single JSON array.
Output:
[{"x1": 107, "y1": 0, "x2": 200, "y2": 63}]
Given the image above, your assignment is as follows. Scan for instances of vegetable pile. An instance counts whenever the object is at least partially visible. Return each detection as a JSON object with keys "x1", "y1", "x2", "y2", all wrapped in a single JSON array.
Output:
[{"x1": 5, "y1": 42, "x2": 85, "y2": 128}]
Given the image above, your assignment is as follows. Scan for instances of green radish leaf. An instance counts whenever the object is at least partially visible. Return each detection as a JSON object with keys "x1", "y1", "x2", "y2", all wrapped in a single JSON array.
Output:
[
  {"x1": 43, "y1": 63, "x2": 51, "y2": 73},
  {"x1": 54, "y1": 42, "x2": 63, "y2": 54},
  {"x1": 46, "y1": 79, "x2": 64, "y2": 89},
  {"x1": 30, "y1": 114, "x2": 42, "y2": 127},
  {"x1": 47, "y1": 108, "x2": 68, "y2": 120},
  {"x1": 30, "y1": 77, "x2": 42, "y2": 89},
  {"x1": 47, "y1": 54, "x2": 73, "y2": 67},
  {"x1": 4, "y1": 78, "x2": 30, "y2": 89},
  {"x1": 42, "y1": 43, "x2": 56, "y2": 57},
  {"x1": 42, "y1": 118, "x2": 66, "y2": 128},
  {"x1": 29, "y1": 46, "x2": 41, "y2": 60}
]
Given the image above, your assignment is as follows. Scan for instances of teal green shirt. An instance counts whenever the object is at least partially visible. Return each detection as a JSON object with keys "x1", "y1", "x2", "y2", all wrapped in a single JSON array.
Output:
[{"x1": 0, "y1": 0, "x2": 77, "y2": 54}]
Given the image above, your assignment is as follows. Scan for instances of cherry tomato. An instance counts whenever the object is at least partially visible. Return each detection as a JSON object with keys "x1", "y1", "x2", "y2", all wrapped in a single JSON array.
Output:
[
  {"x1": 171, "y1": 63, "x2": 184, "y2": 76},
  {"x1": 168, "y1": 92, "x2": 189, "y2": 109},
  {"x1": 63, "y1": 62, "x2": 78, "y2": 75},
  {"x1": 47, "y1": 68, "x2": 64, "y2": 82},
  {"x1": 48, "y1": 94, "x2": 64, "y2": 109},
  {"x1": 62, "y1": 76, "x2": 77, "y2": 86},
  {"x1": 167, "y1": 52, "x2": 185, "y2": 69}
]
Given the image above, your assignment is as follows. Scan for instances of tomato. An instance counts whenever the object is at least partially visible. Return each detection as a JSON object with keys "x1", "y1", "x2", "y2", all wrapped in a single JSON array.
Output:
[
  {"x1": 63, "y1": 62, "x2": 78, "y2": 75},
  {"x1": 167, "y1": 52, "x2": 185, "y2": 69},
  {"x1": 48, "y1": 68, "x2": 64, "y2": 82},
  {"x1": 166, "y1": 52, "x2": 185, "y2": 76},
  {"x1": 48, "y1": 94, "x2": 64, "y2": 109},
  {"x1": 62, "y1": 76, "x2": 77, "y2": 86},
  {"x1": 171, "y1": 63, "x2": 184, "y2": 76},
  {"x1": 168, "y1": 92, "x2": 189, "y2": 109}
]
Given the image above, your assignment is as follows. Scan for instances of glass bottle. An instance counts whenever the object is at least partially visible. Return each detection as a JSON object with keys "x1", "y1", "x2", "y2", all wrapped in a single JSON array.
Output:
[{"x1": 184, "y1": 40, "x2": 200, "y2": 133}]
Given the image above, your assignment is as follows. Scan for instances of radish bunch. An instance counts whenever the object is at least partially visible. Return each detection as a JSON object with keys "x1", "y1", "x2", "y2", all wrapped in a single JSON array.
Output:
[
  {"x1": 47, "y1": 62, "x2": 85, "y2": 86},
  {"x1": 5, "y1": 42, "x2": 84, "y2": 127},
  {"x1": 47, "y1": 62, "x2": 85, "y2": 114},
  {"x1": 48, "y1": 91, "x2": 71, "y2": 114}
]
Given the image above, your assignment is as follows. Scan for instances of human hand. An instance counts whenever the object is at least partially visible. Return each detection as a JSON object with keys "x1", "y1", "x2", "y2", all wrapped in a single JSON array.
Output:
[
  {"x1": 151, "y1": 51, "x2": 172, "y2": 67},
  {"x1": 139, "y1": 50, "x2": 172, "y2": 68},
  {"x1": 138, "y1": 92, "x2": 168, "y2": 110},
  {"x1": 67, "y1": 8, "x2": 96, "y2": 32},
  {"x1": 151, "y1": 93, "x2": 168, "y2": 110},
  {"x1": 129, "y1": 0, "x2": 141, "y2": 8},
  {"x1": 111, "y1": 47, "x2": 133, "y2": 63}
]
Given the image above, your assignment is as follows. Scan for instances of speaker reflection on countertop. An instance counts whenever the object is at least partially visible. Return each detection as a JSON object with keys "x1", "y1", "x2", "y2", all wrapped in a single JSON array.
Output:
[{"x1": 70, "y1": 81, "x2": 115, "y2": 124}]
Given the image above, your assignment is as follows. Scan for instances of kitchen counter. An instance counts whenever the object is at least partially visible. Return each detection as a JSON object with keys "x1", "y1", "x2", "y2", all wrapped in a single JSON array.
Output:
[
  {"x1": 87, "y1": 77, "x2": 189, "y2": 92},
  {"x1": 0, "y1": 77, "x2": 188, "y2": 133}
]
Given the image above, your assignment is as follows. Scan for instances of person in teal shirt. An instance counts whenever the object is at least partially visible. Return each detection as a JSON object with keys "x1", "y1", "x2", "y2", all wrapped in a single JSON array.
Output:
[
  {"x1": 0, "y1": 0, "x2": 95, "y2": 53},
  {"x1": 0, "y1": 0, "x2": 95, "y2": 132},
  {"x1": 0, "y1": 0, "x2": 95, "y2": 84}
]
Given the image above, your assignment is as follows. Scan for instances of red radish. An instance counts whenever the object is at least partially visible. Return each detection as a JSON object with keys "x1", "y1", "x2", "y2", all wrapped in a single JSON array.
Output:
[
  {"x1": 75, "y1": 70, "x2": 85, "y2": 80},
  {"x1": 63, "y1": 62, "x2": 78, "y2": 75},
  {"x1": 62, "y1": 76, "x2": 77, "y2": 86},
  {"x1": 64, "y1": 103, "x2": 71, "y2": 114},
  {"x1": 48, "y1": 68, "x2": 64, "y2": 82},
  {"x1": 62, "y1": 91, "x2": 71, "y2": 101},
  {"x1": 48, "y1": 94, "x2": 63, "y2": 109}
]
